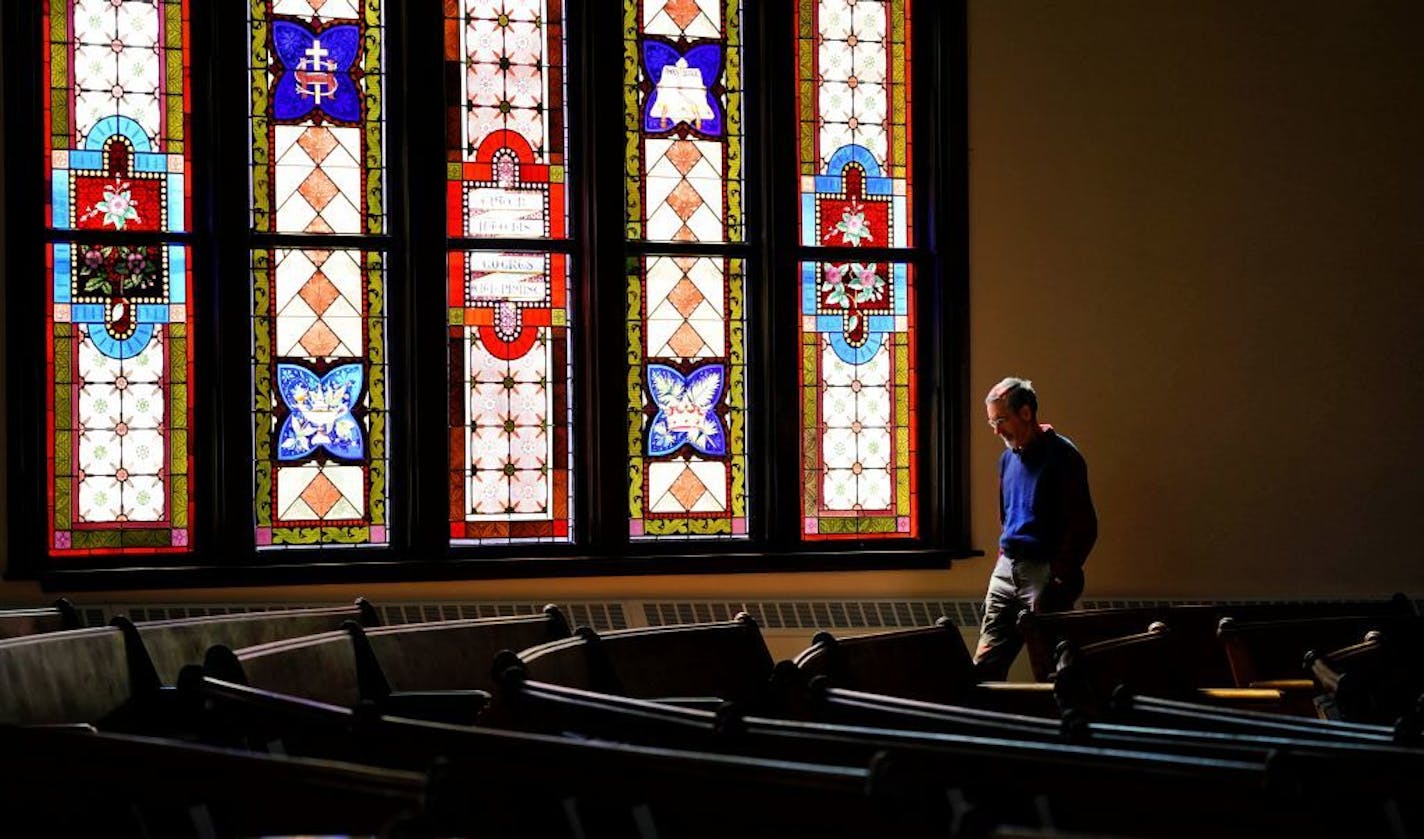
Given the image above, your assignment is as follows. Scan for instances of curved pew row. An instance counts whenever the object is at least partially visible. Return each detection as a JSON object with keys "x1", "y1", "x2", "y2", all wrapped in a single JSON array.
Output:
[
  {"x1": 187, "y1": 674, "x2": 918, "y2": 839},
  {"x1": 0, "y1": 599, "x2": 376, "y2": 729},
  {"x1": 198, "y1": 605, "x2": 572, "y2": 726}
]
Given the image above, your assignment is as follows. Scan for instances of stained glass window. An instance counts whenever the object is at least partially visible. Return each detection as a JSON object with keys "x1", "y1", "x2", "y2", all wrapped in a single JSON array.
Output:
[
  {"x1": 250, "y1": 0, "x2": 385, "y2": 236},
  {"x1": 625, "y1": 0, "x2": 749, "y2": 540},
  {"x1": 251, "y1": 0, "x2": 388, "y2": 546},
  {"x1": 447, "y1": 251, "x2": 572, "y2": 543},
  {"x1": 252, "y1": 249, "x2": 388, "y2": 546},
  {"x1": 446, "y1": 2, "x2": 575, "y2": 545},
  {"x1": 625, "y1": 0, "x2": 743, "y2": 244},
  {"x1": 447, "y1": 0, "x2": 568, "y2": 240},
  {"x1": 797, "y1": 0, "x2": 917, "y2": 538},
  {"x1": 628, "y1": 256, "x2": 747, "y2": 538},
  {"x1": 45, "y1": 0, "x2": 194, "y2": 555}
]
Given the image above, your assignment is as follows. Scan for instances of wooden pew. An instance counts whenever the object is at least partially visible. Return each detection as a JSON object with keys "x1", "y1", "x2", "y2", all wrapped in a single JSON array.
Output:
[
  {"x1": 508, "y1": 613, "x2": 776, "y2": 709},
  {"x1": 0, "y1": 624, "x2": 159, "y2": 728},
  {"x1": 1106, "y1": 690, "x2": 1406, "y2": 746},
  {"x1": 360, "y1": 604, "x2": 569, "y2": 720},
  {"x1": 189, "y1": 674, "x2": 920, "y2": 839},
  {"x1": 792, "y1": 617, "x2": 976, "y2": 704},
  {"x1": 1019, "y1": 596, "x2": 1416, "y2": 683},
  {"x1": 787, "y1": 619, "x2": 1060, "y2": 716},
  {"x1": 1217, "y1": 613, "x2": 1421, "y2": 687},
  {"x1": 493, "y1": 672, "x2": 1349, "y2": 837},
  {"x1": 0, "y1": 598, "x2": 81, "y2": 640},
  {"x1": 202, "y1": 620, "x2": 488, "y2": 728},
  {"x1": 1308, "y1": 627, "x2": 1424, "y2": 726},
  {"x1": 0, "y1": 724, "x2": 426, "y2": 838},
  {"x1": 133, "y1": 598, "x2": 379, "y2": 687}
]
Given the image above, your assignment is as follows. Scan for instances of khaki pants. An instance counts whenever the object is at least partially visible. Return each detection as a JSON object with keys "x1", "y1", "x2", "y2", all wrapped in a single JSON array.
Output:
[{"x1": 972, "y1": 553, "x2": 1083, "y2": 681}]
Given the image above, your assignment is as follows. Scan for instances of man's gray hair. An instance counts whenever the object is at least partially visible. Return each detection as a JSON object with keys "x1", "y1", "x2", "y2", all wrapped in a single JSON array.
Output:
[{"x1": 986, "y1": 377, "x2": 1037, "y2": 416}]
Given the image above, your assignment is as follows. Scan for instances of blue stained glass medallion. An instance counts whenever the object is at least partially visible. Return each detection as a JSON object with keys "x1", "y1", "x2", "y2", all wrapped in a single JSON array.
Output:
[
  {"x1": 271, "y1": 21, "x2": 362, "y2": 123},
  {"x1": 647, "y1": 363, "x2": 726, "y2": 457},
  {"x1": 276, "y1": 363, "x2": 364, "y2": 461}
]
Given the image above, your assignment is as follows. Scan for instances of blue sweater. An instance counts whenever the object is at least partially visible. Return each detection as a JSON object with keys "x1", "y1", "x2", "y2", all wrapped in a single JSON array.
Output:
[{"x1": 999, "y1": 426, "x2": 1097, "y2": 568}]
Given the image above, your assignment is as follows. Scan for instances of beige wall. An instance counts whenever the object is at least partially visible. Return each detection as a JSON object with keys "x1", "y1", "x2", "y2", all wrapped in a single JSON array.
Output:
[
  {"x1": 969, "y1": 0, "x2": 1424, "y2": 597},
  {"x1": 2, "y1": 1, "x2": 1421, "y2": 605}
]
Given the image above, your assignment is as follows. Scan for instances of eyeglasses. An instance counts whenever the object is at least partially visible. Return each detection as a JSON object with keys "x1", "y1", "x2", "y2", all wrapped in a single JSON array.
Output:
[{"x1": 987, "y1": 416, "x2": 1010, "y2": 429}]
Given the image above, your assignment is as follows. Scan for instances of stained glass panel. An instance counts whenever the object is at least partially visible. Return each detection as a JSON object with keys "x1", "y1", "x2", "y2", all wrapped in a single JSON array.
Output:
[
  {"x1": 624, "y1": 0, "x2": 743, "y2": 243},
  {"x1": 448, "y1": 251, "x2": 573, "y2": 543},
  {"x1": 797, "y1": 0, "x2": 911, "y2": 249},
  {"x1": 45, "y1": 0, "x2": 193, "y2": 556},
  {"x1": 628, "y1": 256, "x2": 746, "y2": 538},
  {"x1": 800, "y1": 260, "x2": 916, "y2": 538},
  {"x1": 446, "y1": 1, "x2": 568, "y2": 240},
  {"x1": 253, "y1": 249, "x2": 388, "y2": 546},
  {"x1": 250, "y1": 0, "x2": 385, "y2": 235}
]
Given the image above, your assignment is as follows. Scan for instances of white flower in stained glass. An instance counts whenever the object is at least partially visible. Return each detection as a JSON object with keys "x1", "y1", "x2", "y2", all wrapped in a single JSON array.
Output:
[
  {"x1": 835, "y1": 206, "x2": 873, "y2": 247},
  {"x1": 86, "y1": 180, "x2": 141, "y2": 229},
  {"x1": 822, "y1": 469, "x2": 857, "y2": 510},
  {"x1": 121, "y1": 383, "x2": 164, "y2": 428}
]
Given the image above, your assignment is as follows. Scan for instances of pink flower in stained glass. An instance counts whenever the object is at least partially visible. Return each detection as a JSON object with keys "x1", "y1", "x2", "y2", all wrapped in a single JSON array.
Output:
[
  {"x1": 821, "y1": 263, "x2": 851, "y2": 308},
  {"x1": 848, "y1": 263, "x2": 886, "y2": 304},
  {"x1": 834, "y1": 203, "x2": 873, "y2": 247},
  {"x1": 89, "y1": 180, "x2": 141, "y2": 230}
]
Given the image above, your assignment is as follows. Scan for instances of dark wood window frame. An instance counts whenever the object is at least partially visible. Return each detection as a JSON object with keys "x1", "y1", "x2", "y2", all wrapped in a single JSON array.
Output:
[{"x1": 4, "y1": 0, "x2": 973, "y2": 591}]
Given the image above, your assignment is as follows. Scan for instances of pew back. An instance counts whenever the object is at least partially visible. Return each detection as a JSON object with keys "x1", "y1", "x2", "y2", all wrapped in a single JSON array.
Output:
[
  {"x1": 0, "y1": 626, "x2": 144, "y2": 725},
  {"x1": 136, "y1": 599, "x2": 378, "y2": 686},
  {"x1": 365, "y1": 605, "x2": 569, "y2": 694},
  {"x1": 514, "y1": 614, "x2": 775, "y2": 707},
  {"x1": 792, "y1": 617, "x2": 976, "y2": 703},
  {"x1": 218, "y1": 627, "x2": 364, "y2": 708}
]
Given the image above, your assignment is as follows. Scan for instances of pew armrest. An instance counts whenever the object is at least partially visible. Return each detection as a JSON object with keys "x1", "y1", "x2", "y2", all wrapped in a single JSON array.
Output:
[{"x1": 379, "y1": 690, "x2": 490, "y2": 726}]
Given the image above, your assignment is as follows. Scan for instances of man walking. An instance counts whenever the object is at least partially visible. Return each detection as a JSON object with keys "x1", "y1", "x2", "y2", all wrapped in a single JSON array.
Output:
[{"x1": 974, "y1": 377, "x2": 1097, "y2": 681}]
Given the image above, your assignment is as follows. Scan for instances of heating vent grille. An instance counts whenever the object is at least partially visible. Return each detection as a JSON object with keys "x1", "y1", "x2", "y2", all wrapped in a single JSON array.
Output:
[{"x1": 644, "y1": 600, "x2": 986, "y2": 630}]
